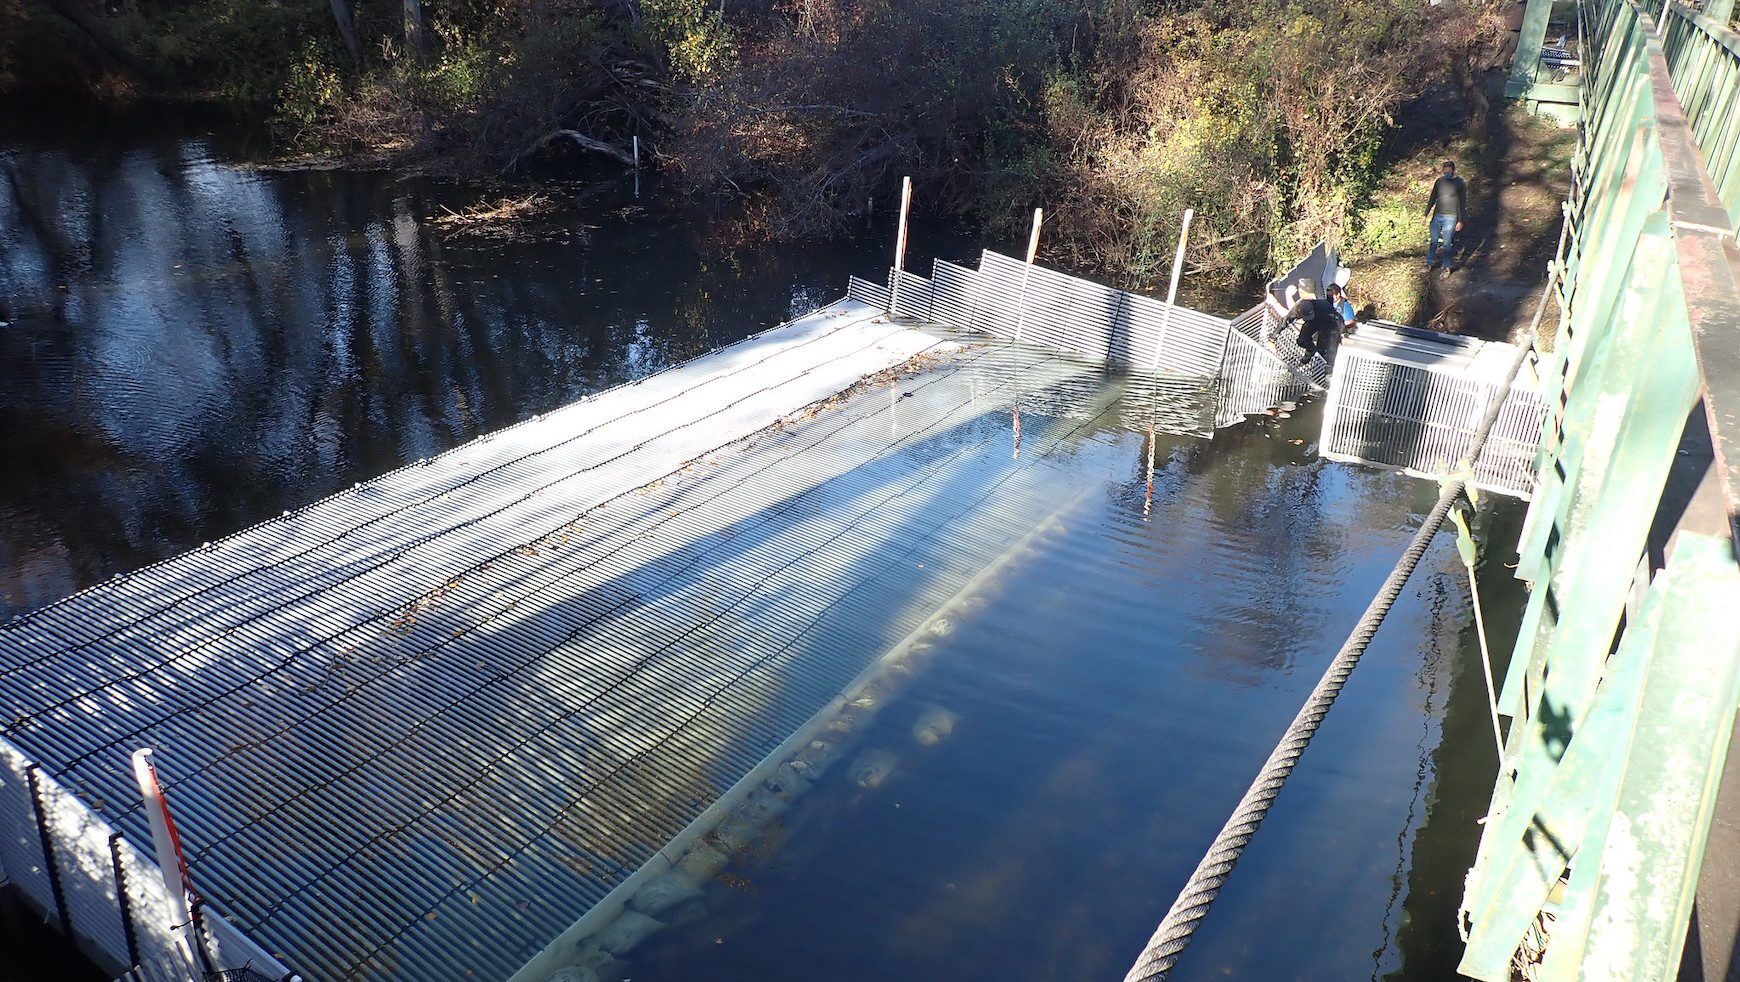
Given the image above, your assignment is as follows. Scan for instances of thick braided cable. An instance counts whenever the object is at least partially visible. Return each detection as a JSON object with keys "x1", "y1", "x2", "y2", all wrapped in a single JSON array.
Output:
[
  {"x1": 1122, "y1": 486, "x2": 1455, "y2": 982},
  {"x1": 1124, "y1": 275, "x2": 1553, "y2": 982}
]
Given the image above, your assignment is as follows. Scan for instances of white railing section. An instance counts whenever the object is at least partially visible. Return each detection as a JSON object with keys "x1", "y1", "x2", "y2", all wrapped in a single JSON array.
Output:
[
  {"x1": 885, "y1": 251, "x2": 1311, "y2": 426},
  {"x1": 1, "y1": 738, "x2": 294, "y2": 981}
]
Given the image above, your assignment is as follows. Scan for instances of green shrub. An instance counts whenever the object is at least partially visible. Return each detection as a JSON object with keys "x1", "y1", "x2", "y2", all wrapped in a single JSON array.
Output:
[
  {"x1": 274, "y1": 43, "x2": 347, "y2": 137},
  {"x1": 640, "y1": 0, "x2": 732, "y2": 80}
]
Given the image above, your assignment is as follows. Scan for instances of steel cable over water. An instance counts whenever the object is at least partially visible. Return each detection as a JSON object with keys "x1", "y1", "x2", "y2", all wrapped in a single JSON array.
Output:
[{"x1": 1122, "y1": 274, "x2": 1555, "y2": 982}]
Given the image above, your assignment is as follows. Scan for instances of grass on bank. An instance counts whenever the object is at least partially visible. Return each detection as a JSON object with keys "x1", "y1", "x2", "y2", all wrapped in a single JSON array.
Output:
[{"x1": 1342, "y1": 104, "x2": 1575, "y2": 345}]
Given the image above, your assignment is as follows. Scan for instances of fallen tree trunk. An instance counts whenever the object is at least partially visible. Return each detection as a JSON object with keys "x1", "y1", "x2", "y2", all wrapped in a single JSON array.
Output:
[{"x1": 504, "y1": 128, "x2": 636, "y2": 173}]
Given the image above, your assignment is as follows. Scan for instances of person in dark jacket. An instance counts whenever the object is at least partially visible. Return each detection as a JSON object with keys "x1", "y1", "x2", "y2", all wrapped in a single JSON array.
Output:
[
  {"x1": 1426, "y1": 159, "x2": 1467, "y2": 270},
  {"x1": 1284, "y1": 277, "x2": 1341, "y2": 367}
]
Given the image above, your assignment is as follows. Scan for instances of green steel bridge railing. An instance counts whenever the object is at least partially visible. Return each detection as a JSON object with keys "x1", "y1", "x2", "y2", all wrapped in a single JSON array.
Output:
[
  {"x1": 1652, "y1": 0, "x2": 1740, "y2": 228},
  {"x1": 1458, "y1": 0, "x2": 1740, "y2": 977}
]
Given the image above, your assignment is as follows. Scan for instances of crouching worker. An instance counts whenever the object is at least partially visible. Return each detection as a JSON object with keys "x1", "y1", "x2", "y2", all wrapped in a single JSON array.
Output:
[
  {"x1": 1326, "y1": 282, "x2": 1357, "y2": 337},
  {"x1": 1284, "y1": 277, "x2": 1342, "y2": 369}
]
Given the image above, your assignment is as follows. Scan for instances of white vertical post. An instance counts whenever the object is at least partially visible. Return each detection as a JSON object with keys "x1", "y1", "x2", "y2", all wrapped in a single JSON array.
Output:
[
  {"x1": 632, "y1": 134, "x2": 640, "y2": 169},
  {"x1": 1150, "y1": 208, "x2": 1194, "y2": 370},
  {"x1": 1145, "y1": 208, "x2": 1193, "y2": 518},
  {"x1": 132, "y1": 748, "x2": 200, "y2": 974},
  {"x1": 1012, "y1": 207, "x2": 1044, "y2": 342},
  {"x1": 887, "y1": 175, "x2": 913, "y2": 316}
]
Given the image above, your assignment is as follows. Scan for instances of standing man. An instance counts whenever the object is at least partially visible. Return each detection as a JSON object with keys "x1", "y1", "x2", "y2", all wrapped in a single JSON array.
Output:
[{"x1": 1425, "y1": 159, "x2": 1467, "y2": 271}]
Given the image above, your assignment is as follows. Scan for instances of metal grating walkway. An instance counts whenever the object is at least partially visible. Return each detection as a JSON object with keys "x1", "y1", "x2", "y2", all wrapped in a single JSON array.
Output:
[{"x1": 0, "y1": 299, "x2": 1207, "y2": 979}]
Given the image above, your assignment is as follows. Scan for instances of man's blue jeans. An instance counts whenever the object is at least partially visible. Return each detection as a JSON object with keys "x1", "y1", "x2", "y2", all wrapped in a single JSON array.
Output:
[{"x1": 1428, "y1": 214, "x2": 1458, "y2": 267}]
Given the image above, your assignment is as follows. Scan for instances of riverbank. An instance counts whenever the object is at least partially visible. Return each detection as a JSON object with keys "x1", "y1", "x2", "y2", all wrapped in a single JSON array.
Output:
[
  {"x1": 1342, "y1": 96, "x2": 1574, "y2": 344},
  {"x1": 2, "y1": 0, "x2": 1515, "y2": 297}
]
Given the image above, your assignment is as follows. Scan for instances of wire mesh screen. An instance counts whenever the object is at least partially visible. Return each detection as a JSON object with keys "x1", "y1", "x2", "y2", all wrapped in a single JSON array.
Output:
[
  {"x1": 878, "y1": 253, "x2": 1305, "y2": 424},
  {"x1": 1321, "y1": 342, "x2": 1545, "y2": 498}
]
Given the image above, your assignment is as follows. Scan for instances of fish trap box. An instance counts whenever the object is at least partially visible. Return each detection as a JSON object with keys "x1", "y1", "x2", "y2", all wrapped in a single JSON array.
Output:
[{"x1": 1319, "y1": 323, "x2": 1546, "y2": 499}]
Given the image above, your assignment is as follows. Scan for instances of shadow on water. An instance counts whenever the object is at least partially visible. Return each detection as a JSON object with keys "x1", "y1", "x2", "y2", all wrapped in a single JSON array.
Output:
[{"x1": 617, "y1": 404, "x2": 1530, "y2": 981}]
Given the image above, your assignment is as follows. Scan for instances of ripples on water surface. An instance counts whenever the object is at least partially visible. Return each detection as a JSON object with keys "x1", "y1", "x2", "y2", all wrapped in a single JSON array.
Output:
[
  {"x1": 0, "y1": 102, "x2": 1524, "y2": 980},
  {"x1": 0, "y1": 102, "x2": 948, "y2": 615},
  {"x1": 617, "y1": 404, "x2": 1526, "y2": 981}
]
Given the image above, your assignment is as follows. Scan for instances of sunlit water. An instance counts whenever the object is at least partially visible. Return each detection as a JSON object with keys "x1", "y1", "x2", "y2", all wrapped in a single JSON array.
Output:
[{"x1": 0, "y1": 102, "x2": 1522, "y2": 980}]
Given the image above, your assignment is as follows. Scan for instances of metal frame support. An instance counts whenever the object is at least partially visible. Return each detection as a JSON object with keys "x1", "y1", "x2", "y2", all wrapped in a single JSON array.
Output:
[{"x1": 1509, "y1": 0, "x2": 1558, "y2": 96}]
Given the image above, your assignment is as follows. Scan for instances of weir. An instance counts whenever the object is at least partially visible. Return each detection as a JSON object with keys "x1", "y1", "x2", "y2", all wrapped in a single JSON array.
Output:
[
  {"x1": 0, "y1": 258, "x2": 1262, "y2": 981},
  {"x1": 0, "y1": 227, "x2": 1557, "y2": 979}
]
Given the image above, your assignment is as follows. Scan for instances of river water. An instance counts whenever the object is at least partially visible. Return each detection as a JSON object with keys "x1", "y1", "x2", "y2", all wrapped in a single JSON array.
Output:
[{"x1": 0, "y1": 102, "x2": 1523, "y2": 980}]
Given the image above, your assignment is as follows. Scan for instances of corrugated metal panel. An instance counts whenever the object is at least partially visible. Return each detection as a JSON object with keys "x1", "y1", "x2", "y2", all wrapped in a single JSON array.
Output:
[
  {"x1": 972, "y1": 250, "x2": 1123, "y2": 361},
  {"x1": 888, "y1": 268, "x2": 935, "y2": 321},
  {"x1": 1229, "y1": 303, "x2": 1268, "y2": 342},
  {"x1": 846, "y1": 275, "x2": 889, "y2": 309},
  {"x1": 1215, "y1": 331, "x2": 1312, "y2": 427},
  {"x1": 1121, "y1": 292, "x2": 1231, "y2": 377},
  {"x1": 898, "y1": 253, "x2": 1236, "y2": 382},
  {"x1": 904, "y1": 255, "x2": 1304, "y2": 424},
  {"x1": 931, "y1": 261, "x2": 977, "y2": 328}
]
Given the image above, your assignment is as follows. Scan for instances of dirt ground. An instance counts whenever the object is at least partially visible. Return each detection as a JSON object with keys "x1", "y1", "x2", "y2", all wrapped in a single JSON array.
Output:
[{"x1": 1343, "y1": 90, "x2": 1575, "y2": 346}]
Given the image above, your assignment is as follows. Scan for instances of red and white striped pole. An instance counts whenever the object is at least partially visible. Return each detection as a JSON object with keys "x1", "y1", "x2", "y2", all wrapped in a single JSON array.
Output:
[{"x1": 133, "y1": 748, "x2": 202, "y2": 974}]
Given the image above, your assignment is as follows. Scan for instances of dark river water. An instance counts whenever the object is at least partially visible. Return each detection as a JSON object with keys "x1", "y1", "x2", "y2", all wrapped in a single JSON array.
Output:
[{"x1": 0, "y1": 101, "x2": 1523, "y2": 980}]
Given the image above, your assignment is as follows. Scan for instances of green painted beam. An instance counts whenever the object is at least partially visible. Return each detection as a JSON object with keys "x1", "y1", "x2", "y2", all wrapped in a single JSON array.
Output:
[
  {"x1": 1521, "y1": 81, "x2": 1583, "y2": 104},
  {"x1": 1458, "y1": 573, "x2": 1659, "y2": 980},
  {"x1": 1575, "y1": 531, "x2": 1740, "y2": 979},
  {"x1": 1503, "y1": 210, "x2": 1682, "y2": 718},
  {"x1": 1510, "y1": 0, "x2": 1558, "y2": 97},
  {"x1": 1460, "y1": 3, "x2": 1740, "y2": 978}
]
